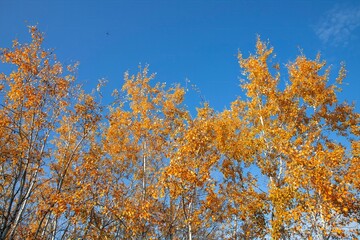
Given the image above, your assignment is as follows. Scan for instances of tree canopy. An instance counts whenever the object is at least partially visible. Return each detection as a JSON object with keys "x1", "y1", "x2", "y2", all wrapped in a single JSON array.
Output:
[{"x1": 1, "y1": 27, "x2": 359, "y2": 239}]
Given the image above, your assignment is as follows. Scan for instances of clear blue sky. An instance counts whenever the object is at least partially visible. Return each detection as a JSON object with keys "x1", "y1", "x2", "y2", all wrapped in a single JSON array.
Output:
[{"x1": 1, "y1": 0, "x2": 359, "y2": 112}]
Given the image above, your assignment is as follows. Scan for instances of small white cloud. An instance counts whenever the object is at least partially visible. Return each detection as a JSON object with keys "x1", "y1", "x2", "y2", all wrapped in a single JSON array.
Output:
[{"x1": 314, "y1": 5, "x2": 360, "y2": 46}]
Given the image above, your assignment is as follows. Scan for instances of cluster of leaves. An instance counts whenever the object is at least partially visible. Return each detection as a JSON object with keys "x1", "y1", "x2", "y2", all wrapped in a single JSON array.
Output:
[{"x1": 0, "y1": 27, "x2": 359, "y2": 239}]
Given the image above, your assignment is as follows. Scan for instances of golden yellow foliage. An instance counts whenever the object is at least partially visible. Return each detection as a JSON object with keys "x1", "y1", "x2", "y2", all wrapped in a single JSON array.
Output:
[{"x1": 0, "y1": 28, "x2": 359, "y2": 239}]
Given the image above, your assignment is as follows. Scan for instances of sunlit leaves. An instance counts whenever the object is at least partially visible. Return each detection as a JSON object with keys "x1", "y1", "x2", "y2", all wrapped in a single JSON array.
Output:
[
  {"x1": 236, "y1": 37, "x2": 360, "y2": 239},
  {"x1": 0, "y1": 29, "x2": 359, "y2": 239}
]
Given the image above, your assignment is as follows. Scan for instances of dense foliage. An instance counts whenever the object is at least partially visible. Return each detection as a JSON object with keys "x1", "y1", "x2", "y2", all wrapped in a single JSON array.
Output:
[{"x1": 1, "y1": 27, "x2": 359, "y2": 239}]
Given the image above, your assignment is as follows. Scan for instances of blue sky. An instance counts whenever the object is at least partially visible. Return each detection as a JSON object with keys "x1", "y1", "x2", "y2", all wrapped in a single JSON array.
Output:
[{"x1": 1, "y1": 0, "x2": 359, "y2": 113}]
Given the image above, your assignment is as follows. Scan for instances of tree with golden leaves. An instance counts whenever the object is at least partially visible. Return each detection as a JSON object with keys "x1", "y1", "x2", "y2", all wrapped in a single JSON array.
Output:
[
  {"x1": 0, "y1": 27, "x2": 75, "y2": 239},
  {"x1": 0, "y1": 28, "x2": 359, "y2": 239},
  {"x1": 231, "y1": 38, "x2": 360, "y2": 239}
]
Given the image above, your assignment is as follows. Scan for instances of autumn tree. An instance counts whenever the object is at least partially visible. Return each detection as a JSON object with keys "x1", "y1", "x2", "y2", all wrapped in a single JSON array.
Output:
[
  {"x1": 230, "y1": 38, "x2": 360, "y2": 239},
  {"x1": 0, "y1": 27, "x2": 105, "y2": 240},
  {"x1": 31, "y1": 88, "x2": 104, "y2": 239},
  {"x1": 0, "y1": 28, "x2": 359, "y2": 240},
  {"x1": 213, "y1": 99, "x2": 269, "y2": 239},
  {"x1": 161, "y1": 103, "x2": 224, "y2": 239},
  {"x1": 102, "y1": 67, "x2": 191, "y2": 238},
  {"x1": 0, "y1": 27, "x2": 75, "y2": 239}
]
